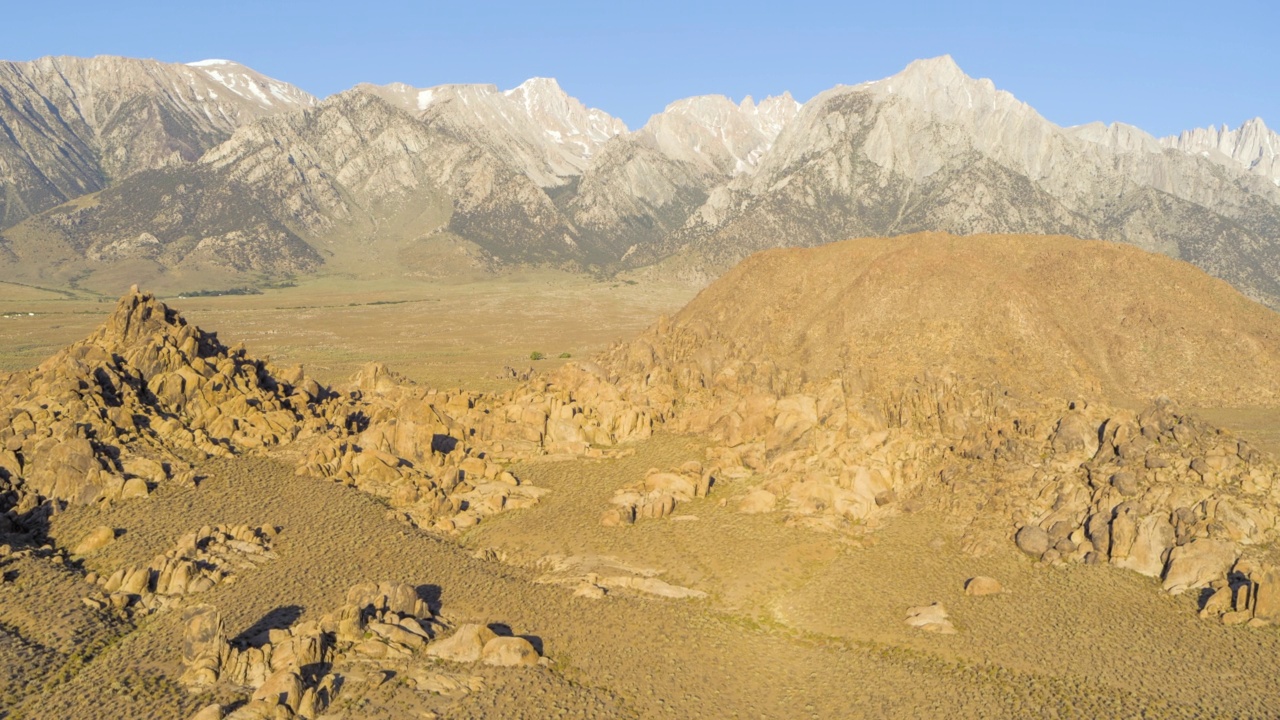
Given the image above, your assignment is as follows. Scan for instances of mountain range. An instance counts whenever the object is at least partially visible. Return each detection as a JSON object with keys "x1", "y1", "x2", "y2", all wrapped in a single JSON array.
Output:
[{"x1": 1, "y1": 54, "x2": 1279, "y2": 305}]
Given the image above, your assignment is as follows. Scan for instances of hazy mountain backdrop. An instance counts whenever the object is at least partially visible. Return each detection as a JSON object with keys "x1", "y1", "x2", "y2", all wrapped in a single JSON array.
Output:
[{"x1": 3, "y1": 54, "x2": 1279, "y2": 305}]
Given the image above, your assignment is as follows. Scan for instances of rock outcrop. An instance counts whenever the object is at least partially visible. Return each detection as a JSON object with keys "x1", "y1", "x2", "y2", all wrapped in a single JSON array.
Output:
[
  {"x1": 1002, "y1": 401, "x2": 1280, "y2": 597},
  {"x1": 0, "y1": 290, "x2": 564, "y2": 546},
  {"x1": 84, "y1": 524, "x2": 277, "y2": 618},
  {"x1": 71, "y1": 526, "x2": 117, "y2": 555},
  {"x1": 492, "y1": 234, "x2": 1280, "y2": 621},
  {"x1": 180, "y1": 581, "x2": 541, "y2": 719},
  {"x1": 963, "y1": 577, "x2": 1003, "y2": 596},
  {"x1": 296, "y1": 436, "x2": 544, "y2": 533},
  {"x1": 603, "y1": 461, "x2": 714, "y2": 525},
  {"x1": 532, "y1": 554, "x2": 708, "y2": 600},
  {"x1": 905, "y1": 603, "x2": 956, "y2": 634},
  {"x1": 0, "y1": 288, "x2": 327, "y2": 523}
]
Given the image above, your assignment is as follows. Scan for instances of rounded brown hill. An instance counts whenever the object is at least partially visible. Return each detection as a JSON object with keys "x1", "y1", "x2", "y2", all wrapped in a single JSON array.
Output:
[{"x1": 659, "y1": 232, "x2": 1280, "y2": 407}]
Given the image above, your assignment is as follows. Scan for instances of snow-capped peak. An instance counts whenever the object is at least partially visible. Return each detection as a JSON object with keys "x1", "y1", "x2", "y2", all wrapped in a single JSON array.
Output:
[
  {"x1": 502, "y1": 77, "x2": 627, "y2": 153},
  {"x1": 504, "y1": 77, "x2": 565, "y2": 98},
  {"x1": 185, "y1": 58, "x2": 316, "y2": 110}
]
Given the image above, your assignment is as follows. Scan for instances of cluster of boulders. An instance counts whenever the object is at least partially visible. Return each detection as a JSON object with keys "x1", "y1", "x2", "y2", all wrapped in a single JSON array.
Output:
[
  {"x1": 0, "y1": 288, "x2": 326, "y2": 523},
  {"x1": 521, "y1": 324, "x2": 950, "y2": 531},
  {"x1": 602, "y1": 461, "x2": 714, "y2": 525},
  {"x1": 1200, "y1": 559, "x2": 1280, "y2": 625},
  {"x1": 448, "y1": 363, "x2": 654, "y2": 460},
  {"x1": 296, "y1": 437, "x2": 542, "y2": 533},
  {"x1": 338, "y1": 361, "x2": 647, "y2": 463},
  {"x1": 0, "y1": 290, "x2": 687, "y2": 550},
  {"x1": 562, "y1": 349, "x2": 945, "y2": 531},
  {"x1": 426, "y1": 623, "x2": 541, "y2": 666},
  {"x1": 494, "y1": 365, "x2": 534, "y2": 382},
  {"x1": 503, "y1": 311, "x2": 1280, "y2": 624},
  {"x1": 980, "y1": 402, "x2": 1280, "y2": 613},
  {"x1": 182, "y1": 581, "x2": 542, "y2": 720},
  {"x1": 82, "y1": 524, "x2": 277, "y2": 618},
  {"x1": 8, "y1": 285, "x2": 1280, "y2": 635},
  {"x1": 289, "y1": 356, "x2": 675, "y2": 532},
  {"x1": 0, "y1": 291, "x2": 563, "y2": 544}
]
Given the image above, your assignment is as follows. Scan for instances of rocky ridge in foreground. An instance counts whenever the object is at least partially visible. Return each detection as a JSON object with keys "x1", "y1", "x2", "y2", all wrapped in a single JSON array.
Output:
[{"x1": 0, "y1": 287, "x2": 573, "y2": 537}]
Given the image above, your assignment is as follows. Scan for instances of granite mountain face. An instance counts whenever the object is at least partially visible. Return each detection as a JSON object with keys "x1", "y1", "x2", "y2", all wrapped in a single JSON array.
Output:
[
  {"x1": 669, "y1": 57, "x2": 1280, "y2": 305},
  {"x1": 2, "y1": 54, "x2": 1279, "y2": 305},
  {"x1": 0, "y1": 56, "x2": 315, "y2": 229},
  {"x1": 1162, "y1": 117, "x2": 1280, "y2": 187}
]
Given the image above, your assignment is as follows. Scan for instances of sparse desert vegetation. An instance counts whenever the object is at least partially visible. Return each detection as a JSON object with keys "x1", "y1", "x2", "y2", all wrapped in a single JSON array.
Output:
[{"x1": 5, "y1": 233, "x2": 1280, "y2": 719}]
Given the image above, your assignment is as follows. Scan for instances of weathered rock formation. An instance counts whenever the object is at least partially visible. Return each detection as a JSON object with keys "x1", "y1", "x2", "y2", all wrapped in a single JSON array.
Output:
[
  {"x1": 0, "y1": 290, "x2": 554, "y2": 539},
  {"x1": 603, "y1": 461, "x2": 714, "y2": 525},
  {"x1": 83, "y1": 524, "x2": 277, "y2": 618},
  {"x1": 531, "y1": 554, "x2": 708, "y2": 600},
  {"x1": 905, "y1": 603, "x2": 956, "y2": 634},
  {"x1": 180, "y1": 581, "x2": 540, "y2": 719},
  {"x1": 0, "y1": 287, "x2": 326, "y2": 523}
]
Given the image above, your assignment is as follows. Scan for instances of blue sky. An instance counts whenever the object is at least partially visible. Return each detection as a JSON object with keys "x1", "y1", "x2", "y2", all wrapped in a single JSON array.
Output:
[{"x1": 6, "y1": 0, "x2": 1276, "y2": 136}]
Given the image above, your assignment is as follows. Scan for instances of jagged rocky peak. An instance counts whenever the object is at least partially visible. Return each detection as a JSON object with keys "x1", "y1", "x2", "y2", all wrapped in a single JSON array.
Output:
[
  {"x1": 503, "y1": 77, "x2": 628, "y2": 154},
  {"x1": 4, "y1": 55, "x2": 317, "y2": 119},
  {"x1": 86, "y1": 284, "x2": 203, "y2": 352},
  {"x1": 637, "y1": 90, "x2": 802, "y2": 176},
  {"x1": 750, "y1": 53, "x2": 1044, "y2": 185},
  {"x1": 861, "y1": 54, "x2": 1025, "y2": 119},
  {"x1": 352, "y1": 80, "x2": 439, "y2": 112},
  {"x1": 1162, "y1": 117, "x2": 1280, "y2": 185},
  {"x1": 49, "y1": 286, "x2": 293, "y2": 390},
  {"x1": 354, "y1": 80, "x2": 501, "y2": 115},
  {"x1": 0, "y1": 287, "x2": 328, "y2": 512},
  {"x1": 739, "y1": 92, "x2": 802, "y2": 139},
  {"x1": 892, "y1": 54, "x2": 970, "y2": 84}
]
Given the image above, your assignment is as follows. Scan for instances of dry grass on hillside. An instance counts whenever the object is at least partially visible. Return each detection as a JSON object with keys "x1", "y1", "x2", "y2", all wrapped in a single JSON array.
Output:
[{"x1": 679, "y1": 233, "x2": 1280, "y2": 407}]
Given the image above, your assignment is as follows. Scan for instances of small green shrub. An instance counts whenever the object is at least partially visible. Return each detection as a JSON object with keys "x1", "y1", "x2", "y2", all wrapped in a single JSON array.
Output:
[
  {"x1": 530, "y1": 351, "x2": 545, "y2": 360},
  {"x1": 558, "y1": 352, "x2": 571, "y2": 358}
]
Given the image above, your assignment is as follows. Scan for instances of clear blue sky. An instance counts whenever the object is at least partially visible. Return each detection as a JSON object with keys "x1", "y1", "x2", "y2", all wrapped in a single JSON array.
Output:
[{"x1": 6, "y1": 0, "x2": 1277, "y2": 136}]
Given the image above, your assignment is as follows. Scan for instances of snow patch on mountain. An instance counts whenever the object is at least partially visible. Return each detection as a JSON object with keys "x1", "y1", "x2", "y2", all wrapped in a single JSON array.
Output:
[{"x1": 186, "y1": 59, "x2": 316, "y2": 110}]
